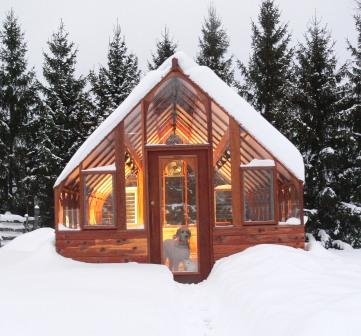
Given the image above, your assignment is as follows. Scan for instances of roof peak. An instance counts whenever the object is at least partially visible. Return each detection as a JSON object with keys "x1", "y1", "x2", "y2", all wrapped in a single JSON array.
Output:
[
  {"x1": 156, "y1": 51, "x2": 198, "y2": 73},
  {"x1": 55, "y1": 50, "x2": 304, "y2": 187}
]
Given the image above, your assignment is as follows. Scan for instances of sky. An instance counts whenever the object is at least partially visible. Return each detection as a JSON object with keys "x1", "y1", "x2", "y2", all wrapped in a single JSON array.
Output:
[{"x1": 0, "y1": 0, "x2": 358, "y2": 80}]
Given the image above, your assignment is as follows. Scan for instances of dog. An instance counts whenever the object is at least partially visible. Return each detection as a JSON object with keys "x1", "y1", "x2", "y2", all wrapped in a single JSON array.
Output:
[{"x1": 163, "y1": 227, "x2": 191, "y2": 272}]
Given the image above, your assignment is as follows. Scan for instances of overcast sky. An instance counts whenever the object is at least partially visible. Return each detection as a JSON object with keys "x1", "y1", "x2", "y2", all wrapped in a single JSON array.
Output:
[{"x1": 0, "y1": 0, "x2": 358, "y2": 80}]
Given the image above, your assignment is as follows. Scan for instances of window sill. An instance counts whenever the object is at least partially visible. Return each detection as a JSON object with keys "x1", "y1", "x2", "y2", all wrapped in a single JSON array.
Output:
[
  {"x1": 243, "y1": 221, "x2": 276, "y2": 225},
  {"x1": 83, "y1": 225, "x2": 118, "y2": 230}
]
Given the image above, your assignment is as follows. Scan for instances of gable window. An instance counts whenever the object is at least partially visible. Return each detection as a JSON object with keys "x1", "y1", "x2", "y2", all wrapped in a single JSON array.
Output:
[{"x1": 146, "y1": 77, "x2": 208, "y2": 145}]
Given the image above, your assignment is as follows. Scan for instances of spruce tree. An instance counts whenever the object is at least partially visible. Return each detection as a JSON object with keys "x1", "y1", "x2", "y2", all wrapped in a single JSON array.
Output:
[
  {"x1": 197, "y1": 5, "x2": 235, "y2": 86},
  {"x1": 239, "y1": 0, "x2": 294, "y2": 133},
  {"x1": 42, "y1": 21, "x2": 93, "y2": 159},
  {"x1": 331, "y1": 1, "x2": 361, "y2": 246},
  {"x1": 345, "y1": 1, "x2": 361, "y2": 204},
  {"x1": 39, "y1": 21, "x2": 93, "y2": 226},
  {"x1": 293, "y1": 17, "x2": 345, "y2": 240},
  {"x1": 0, "y1": 10, "x2": 40, "y2": 215},
  {"x1": 90, "y1": 23, "x2": 140, "y2": 124},
  {"x1": 148, "y1": 27, "x2": 177, "y2": 70}
]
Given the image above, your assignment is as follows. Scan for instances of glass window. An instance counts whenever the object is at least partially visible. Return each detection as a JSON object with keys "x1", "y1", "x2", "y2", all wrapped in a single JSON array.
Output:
[
  {"x1": 146, "y1": 77, "x2": 208, "y2": 145},
  {"x1": 243, "y1": 168, "x2": 275, "y2": 222},
  {"x1": 59, "y1": 191, "x2": 80, "y2": 230},
  {"x1": 214, "y1": 185, "x2": 232, "y2": 225},
  {"x1": 84, "y1": 173, "x2": 115, "y2": 226},
  {"x1": 279, "y1": 182, "x2": 302, "y2": 224},
  {"x1": 124, "y1": 105, "x2": 144, "y2": 230},
  {"x1": 160, "y1": 157, "x2": 199, "y2": 273},
  {"x1": 212, "y1": 103, "x2": 232, "y2": 226},
  {"x1": 125, "y1": 150, "x2": 144, "y2": 229}
]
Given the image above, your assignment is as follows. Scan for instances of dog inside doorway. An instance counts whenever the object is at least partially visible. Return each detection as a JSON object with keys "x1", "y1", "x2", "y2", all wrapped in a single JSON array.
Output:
[{"x1": 162, "y1": 226, "x2": 198, "y2": 272}]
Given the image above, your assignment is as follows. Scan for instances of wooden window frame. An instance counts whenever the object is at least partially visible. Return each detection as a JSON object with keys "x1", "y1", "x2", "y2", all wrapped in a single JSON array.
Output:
[
  {"x1": 82, "y1": 170, "x2": 118, "y2": 230},
  {"x1": 278, "y1": 179, "x2": 303, "y2": 225},
  {"x1": 240, "y1": 165, "x2": 277, "y2": 225},
  {"x1": 214, "y1": 185, "x2": 233, "y2": 227}
]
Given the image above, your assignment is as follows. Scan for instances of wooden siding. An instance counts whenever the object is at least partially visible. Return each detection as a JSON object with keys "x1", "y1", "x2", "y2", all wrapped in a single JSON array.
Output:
[
  {"x1": 56, "y1": 224, "x2": 304, "y2": 266},
  {"x1": 56, "y1": 230, "x2": 148, "y2": 263},
  {"x1": 213, "y1": 225, "x2": 305, "y2": 261}
]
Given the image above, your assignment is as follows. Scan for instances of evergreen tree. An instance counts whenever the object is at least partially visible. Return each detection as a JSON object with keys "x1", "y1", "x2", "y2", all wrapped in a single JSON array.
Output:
[
  {"x1": 344, "y1": 1, "x2": 361, "y2": 204},
  {"x1": 292, "y1": 17, "x2": 347, "y2": 241},
  {"x1": 0, "y1": 10, "x2": 40, "y2": 215},
  {"x1": 330, "y1": 1, "x2": 361, "y2": 246},
  {"x1": 148, "y1": 27, "x2": 177, "y2": 70},
  {"x1": 90, "y1": 23, "x2": 140, "y2": 124},
  {"x1": 39, "y1": 21, "x2": 93, "y2": 225},
  {"x1": 239, "y1": 0, "x2": 294, "y2": 133},
  {"x1": 197, "y1": 5, "x2": 235, "y2": 86}
]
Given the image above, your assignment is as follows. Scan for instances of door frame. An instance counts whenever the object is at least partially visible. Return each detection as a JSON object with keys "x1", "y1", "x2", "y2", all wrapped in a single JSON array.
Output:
[{"x1": 145, "y1": 144, "x2": 213, "y2": 283}]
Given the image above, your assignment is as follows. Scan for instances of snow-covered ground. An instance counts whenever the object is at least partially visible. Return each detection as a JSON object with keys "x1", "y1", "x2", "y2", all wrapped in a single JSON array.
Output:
[{"x1": 1, "y1": 229, "x2": 361, "y2": 336}]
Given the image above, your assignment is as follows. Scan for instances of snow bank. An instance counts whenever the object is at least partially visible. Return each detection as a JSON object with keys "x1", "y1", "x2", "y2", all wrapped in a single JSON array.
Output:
[
  {"x1": 2, "y1": 230, "x2": 360, "y2": 335},
  {"x1": 0, "y1": 229, "x2": 180, "y2": 336},
  {"x1": 2, "y1": 227, "x2": 54, "y2": 252},
  {"x1": 55, "y1": 51, "x2": 304, "y2": 187},
  {"x1": 206, "y1": 244, "x2": 361, "y2": 336}
]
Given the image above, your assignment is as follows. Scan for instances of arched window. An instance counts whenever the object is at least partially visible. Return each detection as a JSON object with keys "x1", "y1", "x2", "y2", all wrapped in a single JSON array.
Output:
[{"x1": 83, "y1": 170, "x2": 115, "y2": 227}]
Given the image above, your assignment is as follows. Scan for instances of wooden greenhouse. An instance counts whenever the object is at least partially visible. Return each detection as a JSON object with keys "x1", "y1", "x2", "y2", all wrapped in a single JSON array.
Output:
[{"x1": 54, "y1": 52, "x2": 305, "y2": 283}]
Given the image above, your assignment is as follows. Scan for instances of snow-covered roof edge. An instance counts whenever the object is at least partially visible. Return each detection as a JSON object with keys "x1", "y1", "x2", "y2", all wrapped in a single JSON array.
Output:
[
  {"x1": 241, "y1": 159, "x2": 275, "y2": 168},
  {"x1": 55, "y1": 51, "x2": 304, "y2": 187},
  {"x1": 82, "y1": 163, "x2": 116, "y2": 172}
]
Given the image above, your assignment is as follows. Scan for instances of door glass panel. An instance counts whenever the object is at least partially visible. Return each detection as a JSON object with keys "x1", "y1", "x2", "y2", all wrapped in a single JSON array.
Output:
[{"x1": 160, "y1": 157, "x2": 199, "y2": 273}]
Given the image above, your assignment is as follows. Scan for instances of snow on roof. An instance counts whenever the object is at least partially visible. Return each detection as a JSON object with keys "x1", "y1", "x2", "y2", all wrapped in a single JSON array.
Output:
[
  {"x1": 241, "y1": 159, "x2": 275, "y2": 168},
  {"x1": 81, "y1": 163, "x2": 116, "y2": 172},
  {"x1": 55, "y1": 51, "x2": 304, "y2": 187}
]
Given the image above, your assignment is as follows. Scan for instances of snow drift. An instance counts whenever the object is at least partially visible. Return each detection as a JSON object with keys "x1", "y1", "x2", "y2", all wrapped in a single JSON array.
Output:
[{"x1": 1, "y1": 229, "x2": 361, "y2": 336}]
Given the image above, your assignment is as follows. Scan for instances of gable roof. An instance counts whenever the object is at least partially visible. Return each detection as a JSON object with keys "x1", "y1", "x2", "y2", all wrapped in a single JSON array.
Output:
[{"x1": 54, "y1": 51, "x2": 304, "y2": 187}]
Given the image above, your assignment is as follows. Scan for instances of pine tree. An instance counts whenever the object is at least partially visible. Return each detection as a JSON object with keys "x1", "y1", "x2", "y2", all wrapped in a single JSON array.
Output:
[
  {"x1": 239, "y1": 0, "x2": 294, "y2": 133},
  {"x1": 90, "y1": 23, "x2": 140, "y2": 124},
  {"x1": 197, "y1": 5, "x2": 235, "y2": 86},
  {"x1": 0, "y1": 10, "x2": 40, "y2": 216},
  {"x1": 39, "y1": 21, "x2": 93, "y2": 226},
  {"x1": 148, "y1": 27, "x2": 177, "y2": 70},
  {"x1": 292, "y1": 17, "x2": 345, "y2": 240}
]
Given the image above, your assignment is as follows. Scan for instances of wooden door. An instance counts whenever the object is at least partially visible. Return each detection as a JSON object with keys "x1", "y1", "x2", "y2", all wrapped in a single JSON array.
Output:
[{"x1": 147, "y1": 147, "x2": 212, "y2": 283}]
